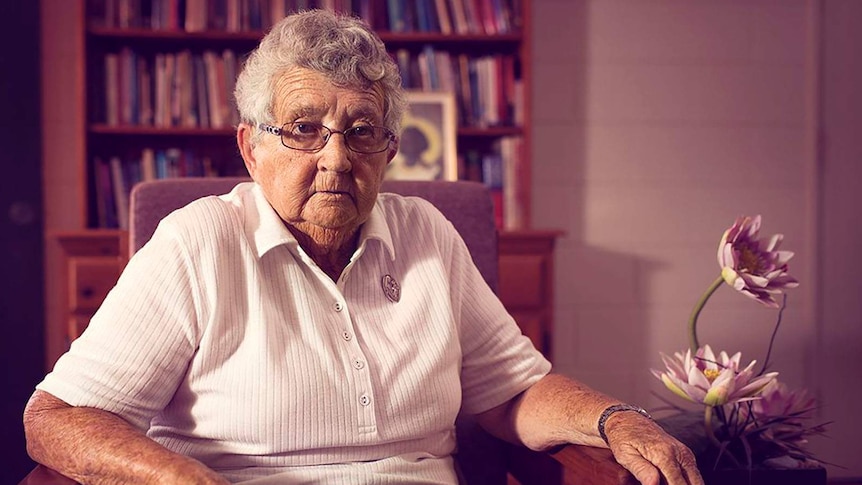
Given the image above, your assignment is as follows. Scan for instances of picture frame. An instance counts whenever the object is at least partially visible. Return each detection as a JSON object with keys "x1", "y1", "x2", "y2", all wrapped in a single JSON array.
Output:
[{"x1": 385, "y1": 91, "x2": 458, "y2": 181}]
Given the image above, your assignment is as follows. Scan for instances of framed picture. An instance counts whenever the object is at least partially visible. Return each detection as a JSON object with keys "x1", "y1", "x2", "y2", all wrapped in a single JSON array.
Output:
[{"x1": 386, "y1": 91, "x2": 458, "y2": 181}]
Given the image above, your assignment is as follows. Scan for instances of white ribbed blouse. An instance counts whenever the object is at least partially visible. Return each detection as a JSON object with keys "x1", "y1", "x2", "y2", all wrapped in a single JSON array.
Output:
[{"x1": 38, "y1": 183, "x2": 551, "y2": 484}]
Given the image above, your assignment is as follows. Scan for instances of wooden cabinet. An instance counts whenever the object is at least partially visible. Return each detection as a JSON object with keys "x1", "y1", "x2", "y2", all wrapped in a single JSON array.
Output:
[
  {"x1": 48, "y1": 229, "x2": 559, "y2": 368},
  {"x1": 498, "y1": 231, "x2": 561, "y2": 359},
  {"x1": 51, "y1": 231, "x2": 127, "y2": 365}
]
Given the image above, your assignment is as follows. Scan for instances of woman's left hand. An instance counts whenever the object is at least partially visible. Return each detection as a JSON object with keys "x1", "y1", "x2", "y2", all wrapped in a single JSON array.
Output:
[{"x1": 604, "y1": 411, "x2": 704, "y2": 485}]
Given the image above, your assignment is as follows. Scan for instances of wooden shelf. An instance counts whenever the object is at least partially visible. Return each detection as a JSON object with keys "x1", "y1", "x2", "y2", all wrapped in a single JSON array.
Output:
[
  {"x1": 89, "y1": 125, "x2": 236, "y2": 136},
  {"x1": 89, "y1": 124, "x2": 523, "y2": 138},
  {"x1": 88, "y1": 26, "x2": 523, "y2": 44}
]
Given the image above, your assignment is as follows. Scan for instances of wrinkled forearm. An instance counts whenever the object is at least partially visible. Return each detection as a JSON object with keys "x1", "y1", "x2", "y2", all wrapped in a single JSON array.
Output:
[
  {"x1": 23, "y1": 390, "x2": 228, "y2": 485},
  {"x1": 476, "y1": 373, "x2": 620, "y2": 451}
]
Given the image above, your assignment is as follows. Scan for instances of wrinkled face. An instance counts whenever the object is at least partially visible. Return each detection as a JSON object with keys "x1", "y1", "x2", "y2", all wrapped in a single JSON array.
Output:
[{"x1": 240, "y1": 68, "x2": 397, "y2": 238}]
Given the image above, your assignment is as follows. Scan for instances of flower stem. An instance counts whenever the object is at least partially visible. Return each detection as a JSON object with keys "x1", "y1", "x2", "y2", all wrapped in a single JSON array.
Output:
[
  {"x1": 688, "y1": 275, "x2": 725, "y2": 352},
  {"x1": 758, "y1": 294, "x2": 787, "y2": 376},
  {"x1": 704, "y1": 405, "x2": 722, "y2": 448}
]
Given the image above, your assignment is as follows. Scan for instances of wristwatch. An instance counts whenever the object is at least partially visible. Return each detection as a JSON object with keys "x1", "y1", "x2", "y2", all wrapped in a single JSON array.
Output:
[{"x1": 597, "y1": 403, "x2": 653, "y2": 445}]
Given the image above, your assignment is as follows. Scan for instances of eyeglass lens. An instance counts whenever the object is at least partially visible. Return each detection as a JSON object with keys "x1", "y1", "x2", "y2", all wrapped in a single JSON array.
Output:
[{"x1": 281, "y1": 123, "x2": 390, "y2": 153}]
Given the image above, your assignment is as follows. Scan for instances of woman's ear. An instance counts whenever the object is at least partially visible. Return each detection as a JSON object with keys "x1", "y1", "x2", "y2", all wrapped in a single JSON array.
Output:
[
  {"x1": 386, "y1": 137, "x2": 399, "y2": 164},
  {"x1": 237, "y1": 123, "x2": 258, "y2": 178}
]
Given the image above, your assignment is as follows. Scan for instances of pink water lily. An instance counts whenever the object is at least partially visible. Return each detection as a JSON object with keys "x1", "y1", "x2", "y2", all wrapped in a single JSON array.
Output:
[
  {"x1": 751, "y1": 380, "x2": 816, "y2": 421},
  {"x1": 717, "y1": 215, "x2": 799, "y2": 308},
  {"x1": 656, "y1": 215, "x2": 824, "y2": 467},
  {"x1": 652, "y1": 345, "x2": 778, "y2": 407},
  {"x1": 731, "y1": 380, "x2": 825, "y2": 455}
]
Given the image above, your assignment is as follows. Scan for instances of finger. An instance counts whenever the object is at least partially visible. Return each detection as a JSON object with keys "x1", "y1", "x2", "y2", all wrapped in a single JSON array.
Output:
[
  {"x1": 615, "y1": 453, "x2": 661, "y2": 485},
  {"x1": 681, "y1": 457, "x2": 705, "y2": 485},
  {"x1": 677, "y1": 446, "x2": 704, "y2": 485},
  {"x1": 619, "y1": 443, "x2": 693, "y2": 485},
  {"x1": 655, "y1": 448, "x2": 704, "y2": 485},
  {"x1": 684, "y1": 466, "x2": 705, "y2": 485},
  {"x1": 653, "y1": 458, "x2": 688, "y2": 485}
]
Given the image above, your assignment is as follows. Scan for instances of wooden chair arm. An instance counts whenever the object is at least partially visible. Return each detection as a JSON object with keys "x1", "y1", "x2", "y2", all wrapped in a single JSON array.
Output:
[
  {"x1": 18, "y1": 465, "x2": 78, "y2": 485},
  {"x1": 550, "y1": 444, "x2": 638, "y2": 485},
  {"x1": 19, "y1": 446, "x2": 638, "y2": 485}
]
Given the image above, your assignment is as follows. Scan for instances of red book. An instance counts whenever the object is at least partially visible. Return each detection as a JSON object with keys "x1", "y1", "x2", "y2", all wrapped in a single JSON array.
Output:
[{"x1": 490, "y1": 188, "x2": 504, "y2": 229}]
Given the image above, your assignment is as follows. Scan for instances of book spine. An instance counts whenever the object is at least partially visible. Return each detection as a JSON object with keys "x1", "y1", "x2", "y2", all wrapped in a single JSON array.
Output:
[
  {"x1": 109, "y1": 156, "x2": 130, "y2": 230},
  {"x1": 386, "y1": 0, "x2": 404, "y2": 32},
  {"x1": 434, "y1": 0, "x2": 452, "y2": 34},
  {"x1": 104, "y1": 54, "x2": 119, "y2": 126}
]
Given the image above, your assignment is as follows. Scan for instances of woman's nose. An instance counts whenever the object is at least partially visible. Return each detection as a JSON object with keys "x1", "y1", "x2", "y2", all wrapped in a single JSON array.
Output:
[{"x1": 317, "y1": 134, "x2": 352, "y2": 172}]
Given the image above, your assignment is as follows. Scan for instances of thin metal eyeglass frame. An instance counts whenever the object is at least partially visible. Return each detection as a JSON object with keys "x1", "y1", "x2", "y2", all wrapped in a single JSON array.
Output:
[{"x1": 258, "y1": 123, "x2": 395, "y2": 154}]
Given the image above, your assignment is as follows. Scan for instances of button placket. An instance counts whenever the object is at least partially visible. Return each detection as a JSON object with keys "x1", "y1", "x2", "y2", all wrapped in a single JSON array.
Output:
[{"x1": 334, "y1": 283, "x2": 376, "y2": 431}]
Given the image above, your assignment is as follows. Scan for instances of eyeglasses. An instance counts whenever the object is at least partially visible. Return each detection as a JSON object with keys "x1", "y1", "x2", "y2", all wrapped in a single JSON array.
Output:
[{"x1": 259, "y1": 122, "x2": 395, "y2": 154}]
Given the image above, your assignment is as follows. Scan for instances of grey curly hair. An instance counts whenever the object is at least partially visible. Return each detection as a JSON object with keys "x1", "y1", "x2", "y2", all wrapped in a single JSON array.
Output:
[{"x1": 234, "y1": 9, "x2": 406, "y2": 135}]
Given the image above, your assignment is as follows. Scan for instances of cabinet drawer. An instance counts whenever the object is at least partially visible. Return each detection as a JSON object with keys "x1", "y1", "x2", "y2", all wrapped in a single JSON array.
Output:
[
  {"x1": 68, "y1": 257, "x2": 121, "y2": 313},
  {"x1": 510, "y1": 312, "x2": 546, "y2": 356},
  {"x1": 499, "y1": 254, "x2": 546, "y2": 309}
]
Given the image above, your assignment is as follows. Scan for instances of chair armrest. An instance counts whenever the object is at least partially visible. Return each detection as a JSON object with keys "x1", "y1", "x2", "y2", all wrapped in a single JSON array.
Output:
[
  {"x1": 550, "y1": 445, "x2": 638, "y2": 485},
  {"x1": 18, "y1": 465, "x2": 78, "y2": 485},
  {"x1": 18, "y1": 446, "x2": 636, "y2": 485}
]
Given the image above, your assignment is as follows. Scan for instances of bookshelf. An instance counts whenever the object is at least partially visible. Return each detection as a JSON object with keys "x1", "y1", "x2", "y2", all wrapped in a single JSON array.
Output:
[
  {"x1": 42, "y1": 0, "x2": 554, "y2": 369},
  {"x1": 78, "y1": 0, "x2": 534, "y2": 230}
]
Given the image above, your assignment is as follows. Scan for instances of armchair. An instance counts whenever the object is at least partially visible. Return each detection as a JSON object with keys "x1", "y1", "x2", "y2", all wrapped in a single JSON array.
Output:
[{"x1": 21, "y1": 178, "x2": 635, "y2": 485}]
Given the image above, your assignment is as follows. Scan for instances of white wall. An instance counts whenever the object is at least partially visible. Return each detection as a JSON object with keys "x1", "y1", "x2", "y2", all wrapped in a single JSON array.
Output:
[
  {"x1": 816, "y1": 0, "x2": 862, "y2": 476},
  {"x1": 531, "y1": 0, "x2": 860, "y2": 477}
]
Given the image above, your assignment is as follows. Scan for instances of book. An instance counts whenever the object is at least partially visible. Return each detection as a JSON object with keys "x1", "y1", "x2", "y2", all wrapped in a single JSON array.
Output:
[
  {"x1": 138, "y1": 56, "x2": 153, "y2": 125},
  {"x1": 104, "y1": 53, "x2": 119, "y2": 125},
  {"x1": 448, "y1": 0, "x2": 469, "y2": 34},
  {"x1": 194, "y1": 54, "x2": 210, "y2": 127},
  {"x1": 141, "y1": 148, "x2": 157, "y2": 181},
  {"x1": 203, "y1": 51, "x2": 224, "y2": 127},
  {"x1": 387, "y1": 0, "x2": 405, "y2": 32},
  {"x1": 434, "y1": 0, "x2": 452, "y2": 34},
  {"x1": 109, "y1": 156, "x2": 129, "y2": 230},
  {"x1": 94, "y1": 157, "x2": 117, "y2": 228}
]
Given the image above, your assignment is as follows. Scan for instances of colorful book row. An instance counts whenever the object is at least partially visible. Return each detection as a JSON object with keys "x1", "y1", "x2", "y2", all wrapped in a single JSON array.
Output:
[
  {"x1": 99, "y1": 46, "x2": 519, "y2": 129},
  {"x1": 101, "y1": 48, "x2": 239, "y2": 128},
  {"x1": 385, "y1": 0, "x2": 518, "y2": 34},
  {"x1": 460, "y1": 136, "x2": 522, "y2": 229},
  {"x1": 88, "y1": 0, "x2": 521, "y2": 35},
  {"x1": 93, "y1": 148, "x2": 219, "y2": 228},
  {"x1": 397, "y1": 48, "x2": 522, "y2": 128}
]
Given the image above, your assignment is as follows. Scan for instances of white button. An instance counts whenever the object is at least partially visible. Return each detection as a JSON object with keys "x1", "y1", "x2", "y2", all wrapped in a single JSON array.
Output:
[
  {"x1": 359, "y1": 395, "x2": 371, "y2": 406},
  {"x1": 342, "y1": 331, "x2": 352, "y2": 341},
  {"x1": 352, "y1": 359, "x2": 365, "y2": 370},
  {"x1": 334, "y1": 302, "x2": 344, "y2": 312}
]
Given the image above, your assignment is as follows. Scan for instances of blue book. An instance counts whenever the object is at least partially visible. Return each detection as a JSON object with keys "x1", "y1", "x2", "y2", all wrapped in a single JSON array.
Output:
[
  {"x1": 481, "y1": 153, "x2": 503, "y2": 188},
  {"x1": 415, "y1": 0, "x2": 430, "y2": 31},
  {"x1": 156, "y1": 150, "x2": 168, "y2": 179},
  {"x1": 387, "y1": 0, "x2": 405, "y2": 32}
]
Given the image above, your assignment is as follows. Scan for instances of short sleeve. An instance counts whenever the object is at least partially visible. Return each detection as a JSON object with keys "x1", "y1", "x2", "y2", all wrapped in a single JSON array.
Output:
[
  {"x1": 37, "y1": 220, "x2": 201, "y2": 430},
  {"x1": 432, "y1": 211, "x2": 552, "y2": 415}
]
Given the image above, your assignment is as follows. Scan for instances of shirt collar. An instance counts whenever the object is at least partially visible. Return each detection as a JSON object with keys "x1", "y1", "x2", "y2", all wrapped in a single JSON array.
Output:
[
  {"x1": 237, "y1": 182, "x2": 396, "y2": 261},
  {"x1": 239, "y1": 183, "x2": 297, "y2": 258},
  {"x1": 359, "y1": 198, "x2": 396, "y2": 261}
]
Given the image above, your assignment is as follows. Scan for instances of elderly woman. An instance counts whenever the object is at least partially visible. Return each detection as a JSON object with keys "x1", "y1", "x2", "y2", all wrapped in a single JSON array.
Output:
[{"x1": 24, "y1": 10, "x2": 701, "y2": 485}]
